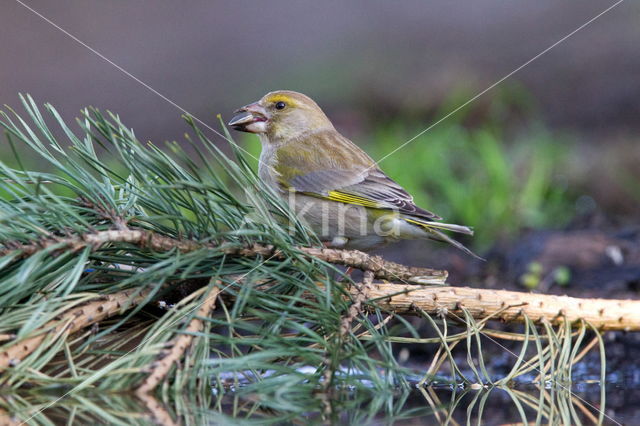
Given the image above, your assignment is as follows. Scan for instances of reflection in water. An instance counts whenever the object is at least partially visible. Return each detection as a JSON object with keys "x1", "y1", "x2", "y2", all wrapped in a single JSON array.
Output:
[{"x1": 0, "y1": 382, "x2": 635, "y2": 425}]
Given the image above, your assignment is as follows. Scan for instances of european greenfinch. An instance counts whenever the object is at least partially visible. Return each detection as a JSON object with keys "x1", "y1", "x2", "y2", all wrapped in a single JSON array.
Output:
[{"x1": 229, "y1": 90, "x2": 480, "y2": 259}]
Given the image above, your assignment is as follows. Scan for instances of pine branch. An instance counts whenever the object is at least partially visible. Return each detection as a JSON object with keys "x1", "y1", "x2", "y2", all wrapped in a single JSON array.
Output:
[
  {"x1": 135, "y1": 286, "x2": 220, "y2": 394},
  {"x1": 340, "y1": 271, "x2": 374, "y2": 337},
  {"x1": 365, "y1": 283, "x2": 640, "y2": 331},
  {"x1": 0, "y1": 288, "x2": 151, "y2": 371},
  {"x1": 0, "y1": 229, "x2": 447, "y2": 284},
  {"x1": 135, "y1": 393, "x2": 179, "y2": 426},
  {"x1": 0, "y1": 95, "x2": 616, "y2": 413},
  {"x1": 301, "y1": 247, "x2": 446, "y2": 284}
]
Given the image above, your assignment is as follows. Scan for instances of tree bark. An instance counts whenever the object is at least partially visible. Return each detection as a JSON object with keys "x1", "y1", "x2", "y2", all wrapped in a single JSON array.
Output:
[
  {"x1": 0, "y1": 289, "x2": 151, "y2": 372},
  {"x1": 136, "y1": 287, "x2": 220, "y2": 395},
  {"x1": 1, "y1": 229, "x2": 447, "y2": 284},
  {"x1": 366, "y1": 283, "x2": 640, "y2": 331}
]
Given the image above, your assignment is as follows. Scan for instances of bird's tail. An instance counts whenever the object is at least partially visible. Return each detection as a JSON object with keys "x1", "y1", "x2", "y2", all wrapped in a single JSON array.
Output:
[{"x1": 403, "y1": 217, "x2": 484, "y2": 261}]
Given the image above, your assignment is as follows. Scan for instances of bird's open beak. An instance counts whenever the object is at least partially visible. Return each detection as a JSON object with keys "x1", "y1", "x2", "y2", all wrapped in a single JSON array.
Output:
[{"x1": 228, "y1": 102, "x2": 269, "y2": 133}]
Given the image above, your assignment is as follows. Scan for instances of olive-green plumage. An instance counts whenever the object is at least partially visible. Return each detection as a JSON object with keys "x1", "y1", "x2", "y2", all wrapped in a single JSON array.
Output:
[{"x1": 228, "y1": 90, "x2": 480, "y2": 259}]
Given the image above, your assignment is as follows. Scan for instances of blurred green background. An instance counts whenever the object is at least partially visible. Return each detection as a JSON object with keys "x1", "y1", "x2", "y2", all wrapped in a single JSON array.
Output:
[{"x1": 1, "y1": 0, "x2": 639, "y2": 259}]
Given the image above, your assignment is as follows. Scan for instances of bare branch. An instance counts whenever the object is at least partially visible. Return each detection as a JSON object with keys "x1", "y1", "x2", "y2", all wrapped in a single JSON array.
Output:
[
  {"x1": 366, "y1": 283, "x2": 640, "y2": 331},
  {"x1": 1, "y1": 229, "x2": 447, "y2": 285},
  {"x1": 340, "y1": 270, "x2": 374, "y2": 337},
  {"x1": 0, "y1": 288, "x2": 152, "y2": 372},
  {"x1": 135, "y1": 286, "x2": 220, "y2": 395}
]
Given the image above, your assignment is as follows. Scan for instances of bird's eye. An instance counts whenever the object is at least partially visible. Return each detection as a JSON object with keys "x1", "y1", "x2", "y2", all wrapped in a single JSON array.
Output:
[{"x1": 275, "y1": 101, "x2": 286, "y2": 110}]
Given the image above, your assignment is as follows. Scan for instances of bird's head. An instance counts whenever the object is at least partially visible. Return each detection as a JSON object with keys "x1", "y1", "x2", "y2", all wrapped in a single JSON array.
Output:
[{"x1": 228, "y1": 90, "x2": 334, "y2": 141}]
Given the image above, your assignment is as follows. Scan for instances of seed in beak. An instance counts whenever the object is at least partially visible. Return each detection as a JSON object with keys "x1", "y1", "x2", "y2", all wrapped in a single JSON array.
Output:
[
  {"x1": 228, "y1": 103, "x2": 268, "y2": 134},
  {"x1": 228, "y1": 111, "x2": 257, "y2": 127}
]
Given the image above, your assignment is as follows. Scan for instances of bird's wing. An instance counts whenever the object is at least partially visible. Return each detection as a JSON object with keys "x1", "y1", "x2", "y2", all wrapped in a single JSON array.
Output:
[
  {"x1": 274, "y1": 131, "x2": 441, "y2": 220},
  {"x1": 333, "y1": 169, "x2": 442, "y2": 220}
]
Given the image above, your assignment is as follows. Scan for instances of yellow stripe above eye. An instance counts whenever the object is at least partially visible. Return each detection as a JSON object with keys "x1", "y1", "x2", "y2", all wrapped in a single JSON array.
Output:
[
  {"x1": 266, "y1": 94, "x2": 296, "y2": 106},
  {"x1": 325, "y1": 191, "x2": 381, "y2": 208}
]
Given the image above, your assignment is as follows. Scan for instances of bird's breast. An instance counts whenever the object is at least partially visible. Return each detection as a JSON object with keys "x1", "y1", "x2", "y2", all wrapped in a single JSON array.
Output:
[{"x1": 257, "y1": 143, "x2": 282, "y2": 192}]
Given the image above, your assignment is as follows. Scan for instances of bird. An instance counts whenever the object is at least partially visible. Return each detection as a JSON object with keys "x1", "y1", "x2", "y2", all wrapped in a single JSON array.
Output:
[{"x1": 228, "y1": 90, "x2": 481, "y2": 260}]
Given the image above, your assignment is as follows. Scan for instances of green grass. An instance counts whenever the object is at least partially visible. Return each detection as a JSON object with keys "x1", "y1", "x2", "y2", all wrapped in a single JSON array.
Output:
[{"x1": 366, "y1": 122, "x2": 574, "y2": 250}]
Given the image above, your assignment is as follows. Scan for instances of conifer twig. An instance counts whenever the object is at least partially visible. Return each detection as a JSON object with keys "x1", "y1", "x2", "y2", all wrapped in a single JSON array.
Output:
[
  {"x1": 0, "y1": 288, "x2": 151, "y2": 372},
  {"x1": 135, "y1": 393, "x2": 179, "y2": 426},
  {"x1": 0, "y1": 229, "x2": 447, "y2": 284},
  {"x1": 135, "y1": 286, "x2": 220, "y2": 395},
  {"x1": 365, "y1": 283, "x2": 640, "y2": 331},
  {"x1": 340, "y1": 270, "x2": 374, "y2": 337}
]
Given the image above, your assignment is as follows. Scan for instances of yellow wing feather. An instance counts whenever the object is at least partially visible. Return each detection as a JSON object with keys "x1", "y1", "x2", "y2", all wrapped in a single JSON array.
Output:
[{"x1": 324, "y1": 191, "x2": 382, "y2": 208}]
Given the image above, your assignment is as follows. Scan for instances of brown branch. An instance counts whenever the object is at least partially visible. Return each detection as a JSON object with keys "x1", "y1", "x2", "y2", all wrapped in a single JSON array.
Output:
[
  {"x1": 135, "y1": 392, "x2": 180, "y2": 426},
  {"x1": 0, "y1": 288, "x2": 151, "y2": 372},
  {"x1": 135, "y1": 286, "x2": 220, "y2": 395},
  {"x1": 365, "y1": 283, "x2": 640, "y2": 331},
  {"x1": 340, "y1": 270, "x2": 374, "y2": 337},
  {"x1": 0, "y1": 229, "x2": 201, "y2": 257},
  {"x1": 1, "y1": 229, "x2": 446, "y2": 284},
  {"x1": 299, "y1": 247, "x2": 446, "y2": 284}
]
